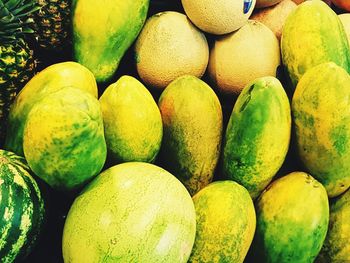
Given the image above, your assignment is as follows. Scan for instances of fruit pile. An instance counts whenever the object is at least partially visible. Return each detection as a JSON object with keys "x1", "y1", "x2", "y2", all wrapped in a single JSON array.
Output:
[{"x1": 1, "y1": 0, "x2": 350, "y2": 262}]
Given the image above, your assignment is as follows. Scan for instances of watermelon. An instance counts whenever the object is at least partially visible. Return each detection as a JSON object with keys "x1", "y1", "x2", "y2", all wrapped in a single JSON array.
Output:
[
  {"x1": 158, "y1": 75, "x2": 223, "y2": 196},
  {"x1": 281, "y1": 0, "x2": 350, "y2": 89},
  {"x1": 4, "y1": 61, "x2": 98, "y2": 157},
  {"x1": 189, "y1": 181, "x2": 256, "y2": 263},
  {"x1": 292, "y1": 62, "x2": 350, "y2": 197},
  {"x1": 222, "y1": 76, "x2": 291, "y2": 199},
  {"x1": 318, "y1": 189, "x2": 350, "y2": 262},
  {"x1": 250, "y1": 172, "x2": 329, "y2": 263},
  {"x1": 0, "y1": 149, "x2": 45, "y2": 263},
  {"x1": 62, "y1": 162, "x2": 196, "y2": 262}
]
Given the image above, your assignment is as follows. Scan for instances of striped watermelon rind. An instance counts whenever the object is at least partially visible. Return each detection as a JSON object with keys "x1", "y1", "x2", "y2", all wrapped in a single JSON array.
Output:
[{"x1": 0, "y1": 149, "x2": 45, "y2": 263}]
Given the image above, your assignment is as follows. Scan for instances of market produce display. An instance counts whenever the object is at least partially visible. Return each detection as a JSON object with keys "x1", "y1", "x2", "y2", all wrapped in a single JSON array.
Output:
[{"x1": 1, "y1": 0, "x2": 350, "y2": 262}]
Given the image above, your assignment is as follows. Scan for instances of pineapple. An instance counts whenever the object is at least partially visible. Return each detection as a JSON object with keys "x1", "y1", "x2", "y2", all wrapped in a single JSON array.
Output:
[
  {"x1": 0, "y1": 0, "x2": 39, "y2": 144},
  {"x1": 32, "y1": 0, "x2": 71, "y2": 50}
]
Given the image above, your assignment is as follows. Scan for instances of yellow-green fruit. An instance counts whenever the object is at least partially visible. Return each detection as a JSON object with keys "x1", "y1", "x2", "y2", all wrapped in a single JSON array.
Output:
[
  {"x1": 181, "y1": 0, "x2": 256, "y2": 35},
  {"x1": 5, "y1": 62, "x2": 98, "y2": 157},
  {"x1": 158, "y1": 75, "x2": 223, "y2": 196},
  {"x1": 318, "y1": 189, "x2": 350, "y2": 262},
  {"x1": 339, "y1": 14, "x2": 350, "y2": 44},
  {"x1": 23, "y1": 87, "x2": 106, "y2": 191},
  {"x1": 189, "y1": 181, "x2": 256, "y2": 263},
  {"x1": 135, "y1": 11, "x2": 209, "y2": 90},
  {"x1": 208, "y1": 20, "x2": 280, "y2": 95},
  {"x1": 256, "y1": 0, "x2": 283, "y2": 8},
  {"x1": 99, "y1": 75, "x2": 162, "y2": 164},
  {"x1": 251, "y1": 0, "x2": 297, "y2": 40}
]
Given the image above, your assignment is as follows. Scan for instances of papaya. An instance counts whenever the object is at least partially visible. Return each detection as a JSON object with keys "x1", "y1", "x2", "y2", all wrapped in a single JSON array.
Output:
[
  {"x1": 72, "y1": 0, "x2": 149, "y2": 83},
  {"x1": 189, "y1": 181, "x2": 256, "y2": 263},
  {"x1": 250, "y1": 172, "x2": 329, "y2": 263},
  {"x1": 99, "y1": 76, "x2": 162, "y2": 163},
  {"x1": 158, "y1": 75, "x2": 223, "y2": 196},
  {"x1": 317, "y1": 189, "x2": 350, "y2": 262},
  {"x1": 223, "y1": 77, "x2": 291, "y2": 199},
  {"x1": 23, "y1": 87, "x2": 106, "y2": 191},
  {"x1": 281, "y1": 0, "x2": 350, "y2": 89},
  {"x1": 292, "y1": 62, "x2": 350, "y2": 197},
  {"x1": 4, "y1": 62, "x2": 98, "y2": 157}
]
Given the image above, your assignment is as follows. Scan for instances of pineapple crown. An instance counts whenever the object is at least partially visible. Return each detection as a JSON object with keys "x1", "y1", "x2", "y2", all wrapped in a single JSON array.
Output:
[{"x1": 0, "y1": 0, "x2": 40, "y2": 43}]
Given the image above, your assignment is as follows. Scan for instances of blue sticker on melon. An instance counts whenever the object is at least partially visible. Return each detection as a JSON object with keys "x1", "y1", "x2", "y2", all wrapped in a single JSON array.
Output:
[{"x1": 244, "y1": 0, "x2": 253, "y2": 14}]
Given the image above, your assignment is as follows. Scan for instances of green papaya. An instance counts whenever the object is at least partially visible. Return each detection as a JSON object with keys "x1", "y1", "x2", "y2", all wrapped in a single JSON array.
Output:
[
  {"x1": 281, "y1": 0, "x2": 350, "y2": 89},
  {"x1": 222, "y1": 76, "x2": 291, "y2": 199},
  {"x1": 292, "y1": 62, "x2": 350, "y2": 197},
  {"x1": 72, "y1": 0, "x2": 149, "y2": 83},
  {"x1": 158, "y1": 75, "x2": 223, "y2": 196}
]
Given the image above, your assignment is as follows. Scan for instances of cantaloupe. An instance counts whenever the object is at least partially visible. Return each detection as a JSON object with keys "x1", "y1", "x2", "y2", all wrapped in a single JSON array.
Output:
[
  {"x1": 256, "y1": 0, "x2": 283, "y2": 8},
  {"x1": 251, "y1": 0, "x2": 297, "y2": 41},
  {"x1": 181, "y1": 0, "x2": 256, "y2": 35},
  {"x1": 208, "y1": 20, "x2": 280, "y2": 95}
]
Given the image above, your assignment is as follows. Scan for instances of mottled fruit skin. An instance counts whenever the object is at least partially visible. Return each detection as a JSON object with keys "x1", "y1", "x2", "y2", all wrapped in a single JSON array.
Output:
[
  {"x1": 281, "y1": 0, "x2": 350, "y2": 88},
  {"x1": 318, "y1": 189, "x2": 350, "y2": 262},
  {"x1": 62, "y1": 162, "x2": 196, "y2": 263},
  {"x1": 251, "y1": 172, "x2": 329, "y2": 263},
  {"x1": 23, "y1": 87, "x2": 106, "y2": 191},
  {"x1": 5, "y1": 61, "x2": 98, "y2": 156},
  {"x1": 292, "y1": 62, "x2": 350, "y2": 197},
  {"x1": 223, "y1": 77, "x2": 291, "y2": 199},
  {"x1": 99, "y1": 75, "x2": 162, "y2": 163},
  {"x1": 72, "y1": 0, "x2": 149, "y2": 83},
  {"x1": 158, "y1": 75, "x2": 223, "y2": 196},
  {"x1": 189, "y1": 181, "x2": 256, "y2": 263},
  {"x1": 0, "y1": 150, "x2": 45, "y2": 263}
]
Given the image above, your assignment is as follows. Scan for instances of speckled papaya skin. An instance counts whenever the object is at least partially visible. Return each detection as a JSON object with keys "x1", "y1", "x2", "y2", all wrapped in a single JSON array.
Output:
[
  {"x1": 317, "y1": 189, "x2": 350, "y2": 262},
  {"x1": 251, "y1": 172, "x2": 329, "y2": 263},
  {"x1": 4, "y1": 62, "x2": 98, "y2": 157},
  {"x1": 62, "y1": 162, "x2": 196, "y2": 263},
  {"x1": 188, "y1": 181, "x2": 256, "y2": 263},
  {"x1": 222, "y1": 76, "x2": 291, "y2": 199},
  {"x1": 23, "y1": 87, "x2": 106, "y2": 191},
  {"x1": 281, "y1": 0, "x2": 350, "y2": 88},
  {"x1": 158, "y1": 75, "x2": 223, "y2": 196},
  {"x1": 292, "y1": 62, "x2": 350, "y2": 197},
  {"x1": 72, "y1": 0, "x2": 149, "y2": 83}
]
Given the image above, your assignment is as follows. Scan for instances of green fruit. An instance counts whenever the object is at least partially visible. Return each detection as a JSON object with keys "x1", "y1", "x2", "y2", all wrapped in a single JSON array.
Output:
[
  {"x1": 189, "y1": 181, "x2": 256, "y2": 263},
  {"x1": 281, "y1": 0, "x2": 350, "y2": 88},
  {"x1": 318, "y1": 189, "x2": 350, "y2": 262},
  {"x1": 62, "y1": 162, "x2": 196, "y2": 262},
  {"x1": 158, "y1": 75, "x2": 223, "y2": 196},
  {"x1": 72, "y1": 0, "x2": 149, "y2": 83},
  {"x1": 99, "y1": 75, "x2": 162, "y2": 163},
  {"x1": 5, "y1": 61, "x2": 98, "y2": 156},
  {"x1": 223, "y1": 76, "x2": 291, "y2": 199},
  {"x1": 23, "y1": 87, "x2": 106, "y2": 191},
  {"x1": 0, "y1": 149, "x2": 45, "y2": 263},
  {"x1": 292, "y1": 62, "x2": 350, "y2": 197},
  {"x1": 251, "y1": 172, "x2": 329, "y2": 263}
]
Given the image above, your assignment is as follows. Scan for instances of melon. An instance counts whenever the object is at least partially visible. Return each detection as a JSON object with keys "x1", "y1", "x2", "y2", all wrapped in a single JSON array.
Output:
[
  {"x1": 292, "y1": 62, "x2": 350, "y2": 197},
  {"x1": 62, "y1": 162, "x2": 196, "y2": 262},
  {"x1": 158, "y1": 75, "x2": 223, "y2": 196},
  {"x1": 135, "y1": 11, "x2": 209, "y2": 90},
  {"x1": 339, "y1": 14, "x2": 350, "y2": 44},
  {"x1": 223, "y1": 77, "x2": 291, "y2": 199},
  {"x1": 0, "y1": 150, "x2": 45, "y2": 263},
  {"x1": 23, "y1": 87, "x2": 106, "y2": 191},
  {"x1": 181, "y1": 0, "x2": 256, "y2": 35},
  {"x1": 251, "y1": 172, "x2": 329, "y2": 262},
  {"x1": 209, "y1": 20, "x2": 280, "y2": 95},
  {"x1": 251, "y1": 0, "x2": 297, "y2": 41},
  {"x1": 188, "y1": 181, "x2": 256, "y2": 263},
  {"x1": 99, "y1": 75, "x2": 162, "y2": 163},
  {"x1": 256, "y1": 0, "x2": 283, "y2": 8}
]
